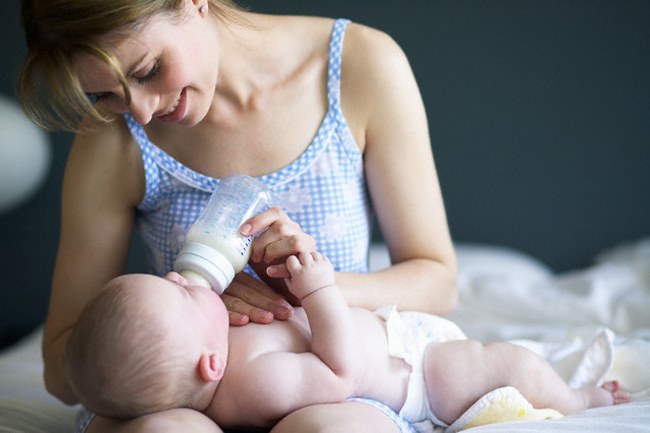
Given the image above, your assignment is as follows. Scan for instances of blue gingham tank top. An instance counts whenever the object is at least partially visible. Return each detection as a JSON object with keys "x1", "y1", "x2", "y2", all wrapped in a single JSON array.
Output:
[{"x1": 126, "y1": 19, "x2": 371, "y2": 277}]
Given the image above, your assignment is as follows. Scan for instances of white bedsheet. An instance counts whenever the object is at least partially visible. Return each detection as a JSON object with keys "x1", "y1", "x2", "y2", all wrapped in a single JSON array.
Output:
[
  {"x1": 375, "y1": 239, "x2": 650, "y2": 432},
  {"x1": 0, "y1": 329, "x2": 77, "y2": 433},
  {"x1": 1, "y1": 240, "x2": 649, "y2": 433}
]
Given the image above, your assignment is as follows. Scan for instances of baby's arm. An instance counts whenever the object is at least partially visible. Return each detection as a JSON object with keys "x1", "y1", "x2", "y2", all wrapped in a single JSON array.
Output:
[
  {"x1": 284, "y1": 252, "x2": 361, "y2": 385},
  {"x1": 214, "y1": 253, "x2": 363, "y2": 426}
]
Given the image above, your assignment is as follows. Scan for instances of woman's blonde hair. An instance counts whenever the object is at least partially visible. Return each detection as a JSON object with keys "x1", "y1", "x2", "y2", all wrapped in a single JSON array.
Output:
[{"x1": 19, "y1": 0, "x2": 240, "y2": 132}]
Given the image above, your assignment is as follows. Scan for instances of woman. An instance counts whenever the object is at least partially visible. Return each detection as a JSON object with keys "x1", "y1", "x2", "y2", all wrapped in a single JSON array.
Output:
[{"x1": 19, "y1": 1, "x2": 457, "y2": 432}]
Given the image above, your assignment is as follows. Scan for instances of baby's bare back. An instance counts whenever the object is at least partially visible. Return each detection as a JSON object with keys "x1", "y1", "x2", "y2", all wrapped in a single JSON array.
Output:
[{"x1": 208, "y1": 307, "x2": 411, "y2": 428}]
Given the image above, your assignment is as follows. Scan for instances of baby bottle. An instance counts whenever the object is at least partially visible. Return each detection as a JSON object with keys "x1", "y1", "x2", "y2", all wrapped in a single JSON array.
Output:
[{"x1": 174, "y1": 175, "x2": 274, "y2": 294}]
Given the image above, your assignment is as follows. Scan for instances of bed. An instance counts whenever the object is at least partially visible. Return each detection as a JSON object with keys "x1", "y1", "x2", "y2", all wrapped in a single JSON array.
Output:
[{"x1": 1, "y1": 240, "x2": 649, "y2": 433}]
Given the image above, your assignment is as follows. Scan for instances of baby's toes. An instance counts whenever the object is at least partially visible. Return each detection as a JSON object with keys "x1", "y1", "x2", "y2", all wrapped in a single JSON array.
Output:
[
  {"x1": 601, "y1": 380, "x2": 619, "y2": 393},
  {"x1": 613, "y1": 390, "x2": 631, "y2": 405},
  {"x1": 602, "y1": 381, "x2": 631, "y2": 405}
]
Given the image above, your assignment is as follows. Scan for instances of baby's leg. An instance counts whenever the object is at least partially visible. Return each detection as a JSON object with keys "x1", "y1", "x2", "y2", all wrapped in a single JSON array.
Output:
[
  {"x1": 423, "y1": 340, "x2": 627, "y2": 425},
  {"x1": 87, "y1": 408, "x2": 222, "y2": 433}
]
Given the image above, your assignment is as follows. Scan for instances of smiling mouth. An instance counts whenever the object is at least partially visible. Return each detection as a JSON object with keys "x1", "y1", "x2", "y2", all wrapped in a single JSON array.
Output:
[
  {"x1": 162, "y1": 96, "x2": 181, "y2": 116},
  {"x1": 156, "y1": 88, "x2": 187, "y2": 122}
]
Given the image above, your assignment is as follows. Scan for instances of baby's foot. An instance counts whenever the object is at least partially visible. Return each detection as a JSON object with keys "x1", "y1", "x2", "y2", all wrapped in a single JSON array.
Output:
[{"x1": 601, "y1": 380, "x2": 631, "y2": 405}]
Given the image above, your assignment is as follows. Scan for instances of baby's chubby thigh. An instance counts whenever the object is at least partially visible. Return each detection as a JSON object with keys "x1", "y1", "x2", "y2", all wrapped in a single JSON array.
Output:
[
  {"x1": 86, "y1": 409, "x2": 223, "y2": 433},
  {"x1": 423, "y1": 339, "x2": 505, "y2": 425},
  {"x1": 271, "y1": 401, "x2": 405, "y2": 433}
]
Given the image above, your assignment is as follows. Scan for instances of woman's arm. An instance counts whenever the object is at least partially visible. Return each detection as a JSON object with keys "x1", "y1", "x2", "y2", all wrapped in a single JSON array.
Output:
[
  {"x1": 244, "y1": 24, "x2": 457, "y2": 317},
  {"x1": 42, "y1": 120, "x2": 144, "y2": 403},
  {"x1": 339, "y1": 23, "x2": 458, "y2": 315}
]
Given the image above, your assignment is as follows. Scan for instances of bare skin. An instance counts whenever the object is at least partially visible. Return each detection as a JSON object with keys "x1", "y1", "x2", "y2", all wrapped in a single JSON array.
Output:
[
  {"x1": 423, "y1": 341, "x2": 630, "y2": 425},
  {"x1": 210, "y1": 255, "x2": 630, "y2": 428},
  {"x1": 76, "y1": 255, "x2": 628, "y2": 432},
  {"x1": 34, "y1": 3, "x2": 456, "y2": 433}
]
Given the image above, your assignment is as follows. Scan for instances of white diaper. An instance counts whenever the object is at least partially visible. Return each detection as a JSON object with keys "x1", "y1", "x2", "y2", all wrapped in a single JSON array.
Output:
[{"x1": 375, "y1": 306, "x2": 467, "y2": 432}]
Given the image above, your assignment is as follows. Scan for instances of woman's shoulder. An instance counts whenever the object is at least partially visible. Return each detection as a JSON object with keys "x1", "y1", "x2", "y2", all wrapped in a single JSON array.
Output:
[
  {"x1": 336, "y1": 22, "x2": 413, "y2": 141},
  {"x1": 342, "y1": 22, "x2": 410, "y2": 81},
  {"x1": 274, "y1": 15, "x2": 405, "y2": 58},
  {"x1": 73, "y1": 115, "x2": 132, "y2": 147},
  {"x1": 250, "y1": 14, "x2": 407, "y2": 73},
  {"x1": 70, "y1": 117, "x2": 138, "y2": 167},
  {"x1": 68, "y1": 116, "x2": 144, "y2": 205}
]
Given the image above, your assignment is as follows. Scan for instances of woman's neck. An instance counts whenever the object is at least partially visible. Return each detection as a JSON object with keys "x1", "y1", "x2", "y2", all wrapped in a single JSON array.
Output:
[{"x1": 211, "y1": 13, "x2": 314, "y2": 113}]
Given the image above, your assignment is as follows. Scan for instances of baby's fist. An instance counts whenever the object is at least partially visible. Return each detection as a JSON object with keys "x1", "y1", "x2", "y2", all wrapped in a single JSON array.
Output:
[{"x1": 284, "y1": 252, "x2": 335, "y2": 300}]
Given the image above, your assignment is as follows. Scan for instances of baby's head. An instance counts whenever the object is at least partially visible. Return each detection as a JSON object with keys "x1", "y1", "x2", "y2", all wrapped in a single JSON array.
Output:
[{"x1": 65, "y1": 272, "x2": 230, "y2": 419}]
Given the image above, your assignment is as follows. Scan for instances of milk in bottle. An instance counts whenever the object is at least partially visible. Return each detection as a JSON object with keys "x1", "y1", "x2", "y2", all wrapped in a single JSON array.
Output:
[{"x1": 174, "y1": 175, "x2": 274, "y2": 294}]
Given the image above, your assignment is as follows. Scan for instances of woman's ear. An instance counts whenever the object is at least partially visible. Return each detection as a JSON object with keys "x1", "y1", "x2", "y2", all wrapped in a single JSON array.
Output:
[{"x1": 198, "y1": 352, "x2": 226, "y2": 382}]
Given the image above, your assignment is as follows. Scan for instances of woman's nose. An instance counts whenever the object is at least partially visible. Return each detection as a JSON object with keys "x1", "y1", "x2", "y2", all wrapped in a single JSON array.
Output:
[{"x1": 128, "y1": 90, "x2": 158, "y2": 125}]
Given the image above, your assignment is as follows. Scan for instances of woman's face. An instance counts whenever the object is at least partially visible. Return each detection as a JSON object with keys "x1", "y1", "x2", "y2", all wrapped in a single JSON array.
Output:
[{"x1": 74, "y1": 4, "x2": 219, "y2": 127}]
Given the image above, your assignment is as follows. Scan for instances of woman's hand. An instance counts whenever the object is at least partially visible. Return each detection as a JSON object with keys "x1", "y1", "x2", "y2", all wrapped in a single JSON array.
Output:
[
  {"x1": 220, "y1": 207, "x2": 315, "y2": 326},
  {"x1": 242, "y1": 207, "x2": 316, "y2": 265},
  {"x1": 223, "y1": 271, "x2": 294, "y2": 326},
  {"x1": 241, "y1": 207, "x2": 317, "y2": 303}
]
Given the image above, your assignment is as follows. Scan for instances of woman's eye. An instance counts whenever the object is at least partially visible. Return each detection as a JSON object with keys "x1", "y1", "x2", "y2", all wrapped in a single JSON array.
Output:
[
  {"x1": 85, "y1": 92, "x2": 110, "y2": 104},
  {"x1": 136, "y1": 61, "x2": 161, "y2": 85}
]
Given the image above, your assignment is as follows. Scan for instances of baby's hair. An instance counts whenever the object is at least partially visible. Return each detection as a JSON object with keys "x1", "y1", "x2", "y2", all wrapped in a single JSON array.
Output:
[{"x1": 65, "y1": 276, "x2": 200, "y2": 419}]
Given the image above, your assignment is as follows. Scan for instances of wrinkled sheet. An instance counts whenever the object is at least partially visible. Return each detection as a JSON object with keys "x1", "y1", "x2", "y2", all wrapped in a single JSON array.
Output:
[{"x1": 445, "y1": 239, "x2": 650, "y2": 432}]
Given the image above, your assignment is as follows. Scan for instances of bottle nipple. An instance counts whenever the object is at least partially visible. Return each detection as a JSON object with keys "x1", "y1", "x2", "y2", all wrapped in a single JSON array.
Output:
[
  {"x1": 180, "y1": 269, "x2": 212, "y2": 289},
  {"x1": 174, "y1": 242, "x2": 235, "y2": 294}
]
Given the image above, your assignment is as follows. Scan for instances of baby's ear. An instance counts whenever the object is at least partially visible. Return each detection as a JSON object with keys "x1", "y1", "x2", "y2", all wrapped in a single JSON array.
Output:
[{"x1": 198, "y1": 353, "x2": 226, "y2": 382}]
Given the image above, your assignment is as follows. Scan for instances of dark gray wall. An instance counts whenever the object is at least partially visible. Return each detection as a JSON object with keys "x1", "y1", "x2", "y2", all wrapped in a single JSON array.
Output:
[
  {"x1": 0, "y1": 2, "x2": 66, "y2": 348},
  {"x1": 1, "y1": 1, "x2": 649, "y2": 348}
]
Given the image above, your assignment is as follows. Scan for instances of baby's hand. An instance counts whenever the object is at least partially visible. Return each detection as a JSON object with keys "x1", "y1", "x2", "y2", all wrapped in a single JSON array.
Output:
[{"x1": 284, "y1": 252, "x2": 336, "y2": 300}]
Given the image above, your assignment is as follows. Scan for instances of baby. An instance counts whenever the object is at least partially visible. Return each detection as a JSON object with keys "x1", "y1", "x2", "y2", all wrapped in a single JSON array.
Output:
[{"x1": 65, "y1": 252, "x2": 629, "y2": 430}]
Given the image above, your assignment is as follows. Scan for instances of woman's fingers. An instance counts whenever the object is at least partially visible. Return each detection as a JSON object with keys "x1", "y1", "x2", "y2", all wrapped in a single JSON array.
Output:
[
  {"x1": 242, "y1": 207, "x2": 316, "y2": 264},
  {"x1": 222, "y1": 272, "x2": 294, "y2": 325},
  {"x1": 240, "y1": 207, "x2": 287, "y2": 236},
  {"x1": 222, "y1": 294, "x2": 273, "y2": 325},
  {"x1": 227, "y1": 310, "x2": 251, "y2": 326},
  {"x1": 266, "y1": 263, "x2": 290, "y2": 278},
  {"x1": 255, "y1": 233, "x2": 316, "y2": 264}
]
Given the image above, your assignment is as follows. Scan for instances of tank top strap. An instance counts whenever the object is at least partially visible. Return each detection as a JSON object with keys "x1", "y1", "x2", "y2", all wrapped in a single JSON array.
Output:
[
  {"x1": 327, "y1": 19, "x2": 350, "y2": 119},
  {"x1": 325, "y1": 19, "x2": 361, "y2": 162},
  {"x1": 123, "y1": 114, "x2": 216, "y2": 211},
  {"x1": 124, "y1": 114, "x2": 161, "y2": 210}
]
